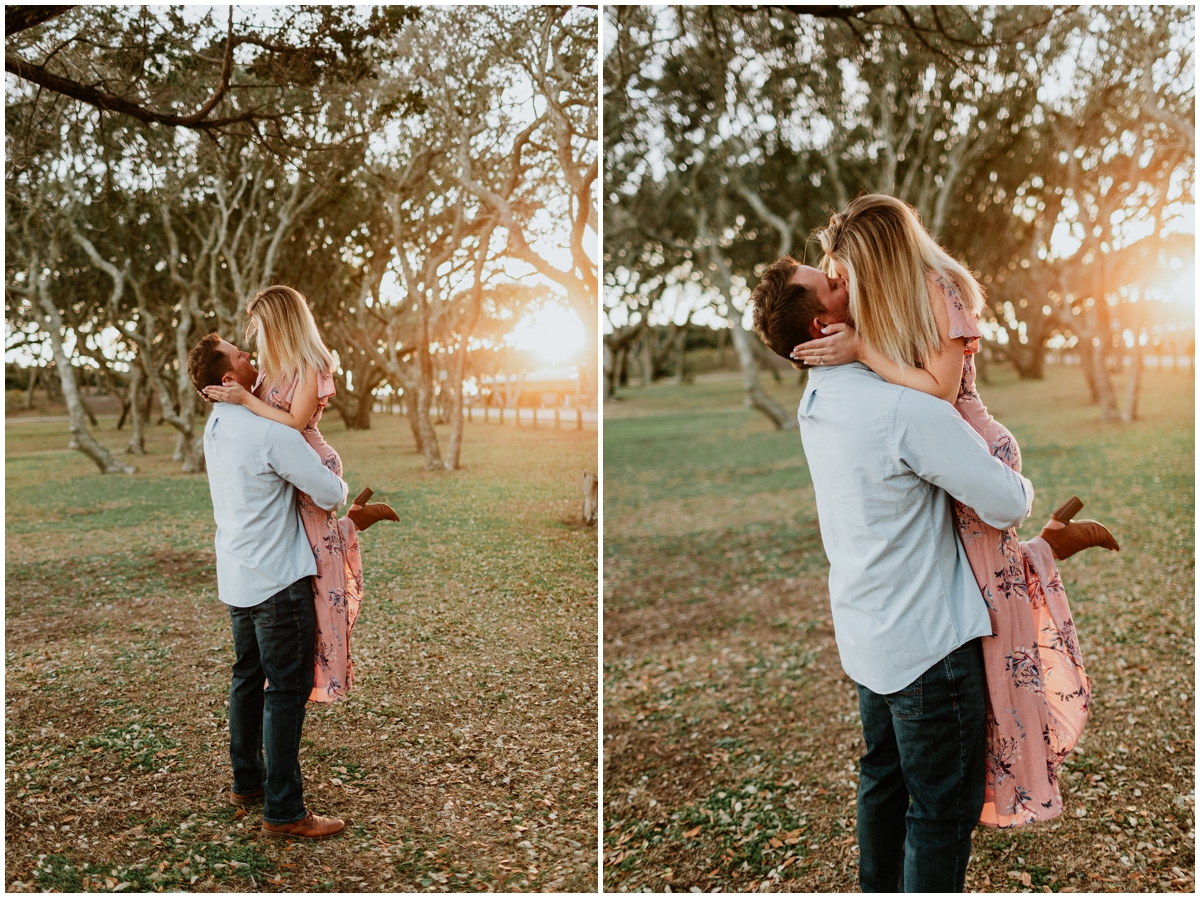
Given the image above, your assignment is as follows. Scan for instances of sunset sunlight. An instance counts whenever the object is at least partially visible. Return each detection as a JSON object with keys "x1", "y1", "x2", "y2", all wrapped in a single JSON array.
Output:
[{"x1": 508, "y1": 301, "x2": 586, "y2": 365}]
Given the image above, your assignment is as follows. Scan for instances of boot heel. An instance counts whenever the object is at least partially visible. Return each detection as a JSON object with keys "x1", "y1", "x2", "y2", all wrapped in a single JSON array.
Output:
[
  {"x1": 1050, "y1": 495, "x2": 1084, "y2": 523},
  {"x1": 353, "y1": 487, "x2": 374, "y2": 507}
]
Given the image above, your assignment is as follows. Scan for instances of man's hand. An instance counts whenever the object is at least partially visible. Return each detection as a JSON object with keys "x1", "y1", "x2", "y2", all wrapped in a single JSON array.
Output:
[
  {"x1": 793, "y1": 323, "x2": 861, "y2": 367},
  {"x1": 203, "y1": 382, "x2": 251, "y2": 405}
]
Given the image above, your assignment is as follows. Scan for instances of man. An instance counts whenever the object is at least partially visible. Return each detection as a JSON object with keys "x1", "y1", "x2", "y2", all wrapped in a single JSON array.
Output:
[
  {"x1": 750, "y1": 258, "x2": 1034, "y2": 892},
  {"x1": 186, "y1": 332, "x2": 347, "y2": 839}
]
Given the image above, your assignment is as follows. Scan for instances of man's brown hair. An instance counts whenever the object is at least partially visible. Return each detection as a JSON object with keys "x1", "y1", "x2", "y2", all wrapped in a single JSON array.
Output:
[
  {"x1": 187, "y1": 333, "x2": 232, "y2": 394},
  {"x1": 749, "y1": 257, "x2": 826, "y2": 363}
]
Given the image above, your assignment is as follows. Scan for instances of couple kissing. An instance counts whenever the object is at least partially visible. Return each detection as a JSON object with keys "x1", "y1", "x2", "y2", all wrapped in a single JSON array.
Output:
[
  {"x1": 749, "y1": 195, "x2": 1119, "y2": 891},
  {"x1": 185, "y1": 285, "x2": 399, "y2": 838}
]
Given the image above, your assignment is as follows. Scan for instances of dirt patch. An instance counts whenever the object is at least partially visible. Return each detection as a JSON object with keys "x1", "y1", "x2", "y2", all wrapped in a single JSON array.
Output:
[{"x1": 148, "y1": 550, "x2": 216, "y2": 586}]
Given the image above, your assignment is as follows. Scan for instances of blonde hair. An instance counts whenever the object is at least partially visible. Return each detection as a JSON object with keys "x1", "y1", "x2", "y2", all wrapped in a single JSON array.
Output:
[
  {"x1": 817, "y1": 195, "x2": 984, "y2": 369},
  {"x1": 243, "y1": 285, "x2": 334, "y2": 386}
]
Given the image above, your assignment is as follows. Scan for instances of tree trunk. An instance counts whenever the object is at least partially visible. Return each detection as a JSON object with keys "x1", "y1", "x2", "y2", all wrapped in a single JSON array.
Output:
[
  {"x1": 1120, "y1": 304, "x2": 1145, "y2": 424},
  {"x1": 130, "y1": 278, "x2": 204, "y2": 471},
  {"x1": 503, "y1": 372, "x2": 526, "y2": 410},
  {"x1": 80, "y1": 393, "x2": 100, "y2": 427},
  {"x1": 581, "y1": 472, "x2": 598, "y2": 527},
  {"x1": 706, "y1": 241, "x2": 794, "y2": 429},
  {"x1": 352, "y1": 380, "x2": 374, "y2": 430},
  {"x1": 179, "y1": 430, "x2": 206, "y2": 472},
  {"x1": 36, "y1": 284, "x2": 136, "y2": 474},
  {"x1": 1024, "y1": 343, "x2": 1045, "y2": 380},
  {"x1": 403, "y1": 392, "x2": 425, "y2": 454},
  {"x1": 670, "y1": 323, "x2": 689, "y2": 384},
  {"x1": 1075, "y1": 329, "x2": 1099, "y2": 403},
  {"x1": 603, "y1": 342, "x2": 616, "y2": 398},
  {"x1": 23, "y1": 366, "x2": 38, "y2": 410},
  {"x1": 725, "y1": 304, "x2": 794, "y2": 428},
  {"x1": 1084, "y1": 305, "x2": 1120, "y2": 421},
  {"x1": 446, "y1": 347, "x2": 470, "y2": 471},
  {"x1": 411, "y1": 287, "x2": 444, "y2": 470},
  {"x1": 126, "y1": 360, "x2": 146, "y2": 455},
  {"x1": 1121, "y1": 342, "x2": 1143, "y2": 423}
]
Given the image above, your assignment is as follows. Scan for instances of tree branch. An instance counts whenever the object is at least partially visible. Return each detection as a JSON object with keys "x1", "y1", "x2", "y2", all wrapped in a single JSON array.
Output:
[
  {"x1": 6, "y1": 10, "x2": 278, "y2": 134},
  {"x1": 5, "y1": 6, "x2": 75, "y2": 38}
]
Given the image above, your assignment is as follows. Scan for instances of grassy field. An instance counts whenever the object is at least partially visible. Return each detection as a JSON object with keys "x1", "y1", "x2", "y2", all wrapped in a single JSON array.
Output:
[
  {"x1": 603, "y1": 364, "x2": 1194, "y2": 893},
  {"x1": 5, "y1": 409, "x2": 598, "y2": 892}
]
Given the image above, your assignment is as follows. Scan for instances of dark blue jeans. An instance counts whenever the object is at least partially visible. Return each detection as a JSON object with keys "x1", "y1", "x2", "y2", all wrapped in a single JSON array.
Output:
[
  {"x1": 855, "y1": 638, "x2": 987, "y2": 893},
  {"x1": 228, "y1": 578, "x2": 315, "y2": 825}
]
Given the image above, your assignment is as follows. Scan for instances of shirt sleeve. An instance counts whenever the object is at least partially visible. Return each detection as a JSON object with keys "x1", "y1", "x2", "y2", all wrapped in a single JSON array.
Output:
[
  {"x1": 317, "y1": 369, "x2": 336, "y2": 401},
  {"x1": 931, "y1": 273, "x2": 982, "y2": 354},
  {"x1": 893, "y1": 389, "x2": 1033, "y2": 530},
  {"x1": 262, "y1": 423, "x2": 348, "y2": 512}
]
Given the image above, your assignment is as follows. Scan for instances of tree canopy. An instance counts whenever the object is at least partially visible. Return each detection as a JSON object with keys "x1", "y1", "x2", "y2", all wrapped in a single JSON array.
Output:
[
  {"x1": 604, "y1": 5, "x2": 1194, "y2": 421},
  {"x1": 6, "y1": 5, "x2": 598, "y2": 472}
]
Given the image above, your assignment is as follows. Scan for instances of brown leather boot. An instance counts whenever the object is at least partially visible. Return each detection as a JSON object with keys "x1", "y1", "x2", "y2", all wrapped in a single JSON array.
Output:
[
  {"x1": 228, "y1": 787, "x2": 264, "y2": 807},
  {"x1": 261, "y1": 811, "x2": 345, "y2": 840},
  {"x1": 1039, "y1": 495, "x2": 1119, "y2": 560},
  {"x1": 346, "y1": 487, "x2": 399, "y2": 532}
]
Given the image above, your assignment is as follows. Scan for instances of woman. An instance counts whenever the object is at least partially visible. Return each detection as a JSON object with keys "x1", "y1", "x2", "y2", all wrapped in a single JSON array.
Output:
[
  {"x1": 794, "y1": 194, "x2": 1117, "y2": 827},
  {"x1": 203, "y1": 285, "x2": 398, "y2": 703}
]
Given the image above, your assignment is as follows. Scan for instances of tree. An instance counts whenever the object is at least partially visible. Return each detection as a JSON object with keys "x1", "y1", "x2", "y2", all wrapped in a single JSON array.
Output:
[
  {"x1": 605, "y1": 4, "x2": 1194, "y2": 426},
  {"x1": 5, "y1": 5, "x2": 419, "y2": 145}
]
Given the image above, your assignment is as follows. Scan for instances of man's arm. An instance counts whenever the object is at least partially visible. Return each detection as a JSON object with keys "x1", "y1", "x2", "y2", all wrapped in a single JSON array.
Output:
[
  {"x1": 263, "y1": 423, "x2": 348, "y2": 512},
  {"x1": 894, "y1": 391, "x2": 1033, "y2": 530}
]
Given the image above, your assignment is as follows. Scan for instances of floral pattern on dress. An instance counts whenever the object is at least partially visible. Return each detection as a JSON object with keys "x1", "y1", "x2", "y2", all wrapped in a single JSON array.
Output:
[
  {"x1": 933, "y1": 277, "x2": 1092, "y2": 828},
  {"x1": 1005, "y1": 646, "x2": 1044, "y2": 694},
  {"x1": 255, "y1": 367, "x2": 364, "y2": 704},
  {"x1": 986, "y1": 732, "x2": 1020, "y2": 784}
]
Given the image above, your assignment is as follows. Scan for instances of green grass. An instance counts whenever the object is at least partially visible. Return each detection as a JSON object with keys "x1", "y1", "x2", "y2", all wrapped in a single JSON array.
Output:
[
  {"x1": 603, "y1": 364, "x2": 1194, "y2": 893},
  {"x1": 6, "y1": 410, "x2": 598, "y2": 893}
]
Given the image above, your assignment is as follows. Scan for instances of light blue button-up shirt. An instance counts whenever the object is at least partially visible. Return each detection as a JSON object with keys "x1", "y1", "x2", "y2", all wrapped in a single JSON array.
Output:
[
  {"x1": 203, "y1": 403, "x2": 348, "y2": 608},
  {"x1": 797, "y1": 363, "x2": 1033, "y2": 695}
]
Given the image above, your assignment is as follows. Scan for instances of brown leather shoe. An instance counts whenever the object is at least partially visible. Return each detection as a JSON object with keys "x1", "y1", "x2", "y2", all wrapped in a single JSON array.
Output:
[
  {"x1": 261, "y1": 811, "x2": 345, "y2": 840},
  {"x1": 1039, "y1": 495, "x2": 1119, "y2": 560},
  {"x1": 229, "y1": 787, "x2": 264, "y2": 807},
  {"x1": 347, "y1": 487, "x2": 399, "y2": 532}
]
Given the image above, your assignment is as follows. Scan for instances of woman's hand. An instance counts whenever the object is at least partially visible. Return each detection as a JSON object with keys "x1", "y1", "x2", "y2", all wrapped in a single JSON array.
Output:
[
  {"x1": 202, "y1": 382, "x2": 250, "y2": 405},
  {"x1": 793, "y1": 323, "x2": 861, "y2": 368}
]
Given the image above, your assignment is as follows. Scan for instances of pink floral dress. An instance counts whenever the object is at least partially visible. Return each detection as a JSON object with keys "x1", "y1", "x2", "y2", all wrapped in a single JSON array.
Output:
[
  {"x1": 255, "y1": 368, "x2": 364, "y2": 704},
  {"x1": 935, "y1": 274, "x2": 1091, "y2": 827}
]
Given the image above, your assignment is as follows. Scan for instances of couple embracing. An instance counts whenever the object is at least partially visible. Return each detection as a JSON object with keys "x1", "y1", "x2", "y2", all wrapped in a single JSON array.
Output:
[
  {"x1": 185, "y1": 286, "x2": 399, "y2": 838},
  {"x1": 749, "y1": 195, "x2": 1119, "y2": 891}
]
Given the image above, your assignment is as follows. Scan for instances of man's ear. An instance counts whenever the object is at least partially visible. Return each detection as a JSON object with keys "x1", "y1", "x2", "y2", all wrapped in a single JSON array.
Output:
[
  {"x1": 807, "y1": 316, "x2": 829, "y2": 339},
  {"x1": 220, "y1": 372, "x2": 238, "y2": 386}
]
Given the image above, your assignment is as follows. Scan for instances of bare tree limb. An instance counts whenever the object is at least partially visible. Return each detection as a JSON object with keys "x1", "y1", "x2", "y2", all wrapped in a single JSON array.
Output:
[{"x1": 5, "y1": 6, "x2": 75, "y2": 38}]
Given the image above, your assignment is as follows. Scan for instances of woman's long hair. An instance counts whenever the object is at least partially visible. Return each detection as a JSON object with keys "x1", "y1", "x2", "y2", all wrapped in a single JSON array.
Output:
[
  {"x1": 817, "y1": 195, "x2": 984, "y2": 369},
  {"x1": 243, "y1": 285, "x2": 335, "y2": 386}
]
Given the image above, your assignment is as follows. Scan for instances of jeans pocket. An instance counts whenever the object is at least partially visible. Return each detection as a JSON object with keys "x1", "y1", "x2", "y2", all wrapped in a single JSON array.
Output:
[{"x1": 887, "y1": 676, "x2": 923, "y2": 720}]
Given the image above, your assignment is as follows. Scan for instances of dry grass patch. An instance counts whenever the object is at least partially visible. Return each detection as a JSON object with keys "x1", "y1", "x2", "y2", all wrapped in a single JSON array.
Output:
[
  {"x1": 7, "y1": 412, "x2": 598, "y2": 892},
  {"x1": 603, "y1": 365, "x2": 1194, "y2": 893}
]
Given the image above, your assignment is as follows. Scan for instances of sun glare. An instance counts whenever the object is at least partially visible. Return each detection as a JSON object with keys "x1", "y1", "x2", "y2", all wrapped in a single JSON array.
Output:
[{"x1": 509, "y1": 302, "x2": 585, "y2": 365}]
